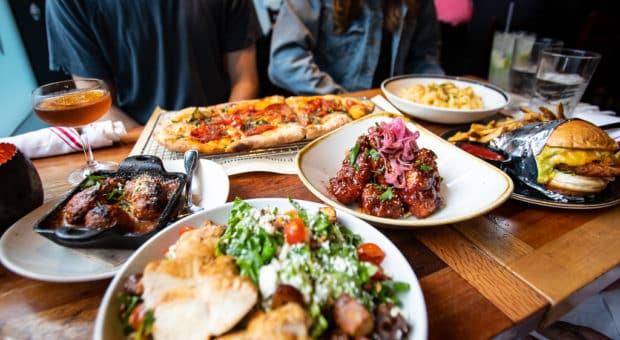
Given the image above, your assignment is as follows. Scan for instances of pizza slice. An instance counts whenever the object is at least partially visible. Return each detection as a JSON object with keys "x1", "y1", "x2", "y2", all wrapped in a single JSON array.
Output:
[
  {"x1": 227, "y1": 101, "x2": 305, "y2": 152},
  {"x1": 152, "y1": 95, "x2": 375, "y2": 154},
  {"x1": 152, "y1": 106, "x2": 238, "y2": 153},
  {"x1": 286, "y1": 95, "x2": 375, "y2": 139},
  {"x1": 153, "y1": 96, "x2": 305, "y2": 153}
]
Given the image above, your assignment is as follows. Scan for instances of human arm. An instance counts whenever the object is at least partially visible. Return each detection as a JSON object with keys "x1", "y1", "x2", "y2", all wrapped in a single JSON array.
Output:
[
  {"x1": 268, "y1": 0, "x2": 346, "y2": 95},
  {"x1": 226, "y1": 45, "x2": 259, "y2": 102},
  {"x1": 404, "y1": 0, "x2": 445, "y2": 75}
]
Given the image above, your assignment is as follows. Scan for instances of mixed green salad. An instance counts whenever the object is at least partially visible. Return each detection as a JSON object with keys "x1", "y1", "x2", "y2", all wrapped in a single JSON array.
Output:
[
  {"x1": 118, "y1": 198, "x2": 412, "y2": 339},
  {"x1": 216, "y1": 198, "x2": 411, "y2": 337}
]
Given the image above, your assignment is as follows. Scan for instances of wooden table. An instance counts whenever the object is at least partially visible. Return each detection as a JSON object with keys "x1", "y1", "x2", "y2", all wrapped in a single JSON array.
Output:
[{"x1": 1, "y1": 89, "x2": 619, "y2": 340}]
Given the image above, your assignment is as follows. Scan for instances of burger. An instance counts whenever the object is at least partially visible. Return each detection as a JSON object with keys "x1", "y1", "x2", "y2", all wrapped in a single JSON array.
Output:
[{"x1": 535, "y1": 119, "x2": 620, "y2": 196}]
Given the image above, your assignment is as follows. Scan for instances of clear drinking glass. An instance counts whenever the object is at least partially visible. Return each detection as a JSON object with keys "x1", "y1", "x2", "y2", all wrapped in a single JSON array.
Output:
[
  {"x1": 530, "y1": 48, "x2": 601, "y2": 116},
  {"x1": 509, "y1": 37, "x2": 563, "y2": 98},
  {"x1": 32, "y1": 79, "x2": 118, "y2": 184},
  {"x1": 488, "y1": 31, "x2": 535, "y2": 91}
]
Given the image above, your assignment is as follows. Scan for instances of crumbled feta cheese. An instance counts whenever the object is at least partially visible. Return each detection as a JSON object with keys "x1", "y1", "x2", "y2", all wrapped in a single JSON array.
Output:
[
  {"x1": 258, "y1": 213, "x2": 276, "y2": 234},
  {"x1": 314, "y1": 281, "x2": 330, "y2": 304}
]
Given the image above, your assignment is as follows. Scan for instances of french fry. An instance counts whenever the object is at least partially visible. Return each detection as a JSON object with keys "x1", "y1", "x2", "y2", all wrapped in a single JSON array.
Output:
[
  {"x1": 556, "y1": 103, "x2": 565, "y2": 120},
  {"x1": 539, "y1": 106, "x2": 557, "y2": 120},
  {"x1": 447, "y1": 106, "x2": 562, "y2": 144}
]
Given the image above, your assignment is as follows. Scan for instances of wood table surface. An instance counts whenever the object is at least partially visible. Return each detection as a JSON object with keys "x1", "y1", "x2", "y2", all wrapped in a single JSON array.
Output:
[{"x1": 1, "y1": 89, "x2": 619, "y2": 340}]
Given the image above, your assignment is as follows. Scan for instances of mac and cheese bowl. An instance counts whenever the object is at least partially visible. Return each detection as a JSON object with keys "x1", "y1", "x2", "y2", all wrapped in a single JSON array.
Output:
[{"x1": 381, "y1": 75, "x2": 509, "y2": 124}]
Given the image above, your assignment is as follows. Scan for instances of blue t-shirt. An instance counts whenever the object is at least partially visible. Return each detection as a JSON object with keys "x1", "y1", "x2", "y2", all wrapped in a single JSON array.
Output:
[{"x1": 46, "y1": 0, "x2": 261, "y2": 124}]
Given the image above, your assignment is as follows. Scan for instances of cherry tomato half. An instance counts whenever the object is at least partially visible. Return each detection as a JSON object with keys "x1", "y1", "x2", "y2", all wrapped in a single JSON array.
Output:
[
  {"x1": 284, "y1": 217, "x2": 308, "y2": 245},
  {"x1": 357, "y1": 242, "x2": 385, "y2": 265}
]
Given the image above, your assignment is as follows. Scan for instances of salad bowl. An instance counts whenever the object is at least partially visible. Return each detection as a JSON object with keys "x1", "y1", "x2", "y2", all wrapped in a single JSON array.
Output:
[{"x1": 94, "y1": 198, "x2": 427, "y2": 340}]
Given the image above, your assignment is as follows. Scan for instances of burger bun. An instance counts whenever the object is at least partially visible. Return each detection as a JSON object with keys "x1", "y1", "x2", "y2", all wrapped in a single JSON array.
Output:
[
  {"x1": 546, "y1": 119, "x2": 618, "y2": 152},
  {"x1": 546, "y1": 170, "x2": 611, "y2": 196}
]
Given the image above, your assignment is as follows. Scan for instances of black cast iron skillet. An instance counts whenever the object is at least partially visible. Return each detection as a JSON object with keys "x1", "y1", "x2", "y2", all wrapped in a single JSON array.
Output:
[{"x1": 34, "y1": 155, "x2": 187, "y2": 249}]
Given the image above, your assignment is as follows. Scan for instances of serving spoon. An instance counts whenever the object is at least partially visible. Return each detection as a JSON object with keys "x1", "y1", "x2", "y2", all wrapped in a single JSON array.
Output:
[{"x1": 178, "y1": 149, "x2": 204, "y2": 218}]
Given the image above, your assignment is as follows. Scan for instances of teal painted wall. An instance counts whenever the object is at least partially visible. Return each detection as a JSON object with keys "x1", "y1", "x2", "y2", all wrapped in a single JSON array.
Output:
[{"x1": 0, "y1": 0, "x2": 38, "y2": 137}]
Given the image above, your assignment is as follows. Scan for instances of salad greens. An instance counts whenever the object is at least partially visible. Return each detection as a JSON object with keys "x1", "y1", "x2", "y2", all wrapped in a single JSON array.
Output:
[{"x1": 216, "y1": 198, "x2": 410, "y2": 337}]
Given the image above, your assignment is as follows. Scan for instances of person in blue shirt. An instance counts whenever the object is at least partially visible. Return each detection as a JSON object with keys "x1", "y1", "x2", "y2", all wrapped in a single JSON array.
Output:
[
  {"x1": 268, "y1": 0, "x2": 444, "y2": 95},
  {"x1": 46, "y1": 0, "x2": 261, "y2": 128}
]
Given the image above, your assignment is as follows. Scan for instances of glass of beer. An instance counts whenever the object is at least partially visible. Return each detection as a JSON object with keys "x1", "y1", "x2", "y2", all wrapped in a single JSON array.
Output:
[{"x1": 32, "y1": 78, "x2": 118, "y2": 184}]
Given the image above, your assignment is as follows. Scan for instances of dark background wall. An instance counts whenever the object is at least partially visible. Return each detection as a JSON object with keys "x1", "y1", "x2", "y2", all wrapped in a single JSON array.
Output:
[{"x1": 440, "y1": 0, "x2": 620, "y2": 112}]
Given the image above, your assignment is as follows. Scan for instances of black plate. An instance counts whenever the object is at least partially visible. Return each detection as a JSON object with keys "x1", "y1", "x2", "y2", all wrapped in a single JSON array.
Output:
[
  {"x1": 34, "y1": 155, "x2": 187, "y2": 248},
  {"x1": 442, "y1": 127, "x2": 620, "y2": 209}
]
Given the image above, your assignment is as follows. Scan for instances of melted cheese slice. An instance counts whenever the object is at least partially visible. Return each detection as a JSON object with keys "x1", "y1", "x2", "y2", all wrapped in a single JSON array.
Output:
[{"x1": 535, "y1": 146, "x2": 612, "y2": 184}]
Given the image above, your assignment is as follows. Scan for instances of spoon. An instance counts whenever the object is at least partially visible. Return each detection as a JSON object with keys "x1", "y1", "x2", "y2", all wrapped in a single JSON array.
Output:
[{"x1": 179, "y1": 149, "x2": 204, "y2": 217}]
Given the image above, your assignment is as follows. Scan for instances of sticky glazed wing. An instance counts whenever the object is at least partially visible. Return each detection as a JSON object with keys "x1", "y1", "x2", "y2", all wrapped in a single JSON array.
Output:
[
  {"x1": 360, "y1": 184, "x2": 405, "y2": 218},
  {"x1": 397, "y1": 148, "x2": 443, "y2": 219},
  {"x1": 328, "y1": 118, "x2": 444, "y2": 219},
  {"x1": 327, "y1": 136, "x2": 373, "y2": 204}
]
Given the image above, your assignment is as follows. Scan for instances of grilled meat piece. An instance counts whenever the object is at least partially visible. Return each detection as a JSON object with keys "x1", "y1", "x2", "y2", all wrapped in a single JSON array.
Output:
[
  {"x1": 397, "y1": 148, "x2": 443, "y2": 219},
  {"x1": 360, "y1": 184, "x2": 405, "y2": 218},
  {"x1": 217, "y1": 303, "x2": 311, "y2": 340},
  {"x1": 84, "y1": 204, "x2": 135, "y2": 231},
  {"x1": 271, "y1": 284, "x2": 305, "y2": 309},
  {"x1": 328, "y1": 148, "x2": 372, "y2": 204},
  {"x1": 125, "y1": 175, "x2": 169, "y2": 220},
  {"x1": 63, "y1": 177, "x2": 123, "y2": 224},
  {"x1": 557, "y1": 162, "x2": 620, "y2": 178},
  {"x1": 63, "y1": 185, "x2": 98, "y2": 225},
  {"x1": 333, "y1": 294, "x2": 374, "y2": 336},
  {"x1": 374, "y1": 303, "x2": 411, "y2": 340}
]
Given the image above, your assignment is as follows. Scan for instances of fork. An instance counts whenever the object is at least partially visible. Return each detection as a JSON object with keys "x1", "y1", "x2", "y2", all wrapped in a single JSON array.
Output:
[{"x1": 178, "y1": 149, "x2": 204, "y2": 217}]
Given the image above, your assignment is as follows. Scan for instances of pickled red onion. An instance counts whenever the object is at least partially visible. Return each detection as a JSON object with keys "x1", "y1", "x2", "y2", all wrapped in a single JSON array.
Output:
[{"x1": 367, "y1": 118, "x2": 420, "y2": 188}]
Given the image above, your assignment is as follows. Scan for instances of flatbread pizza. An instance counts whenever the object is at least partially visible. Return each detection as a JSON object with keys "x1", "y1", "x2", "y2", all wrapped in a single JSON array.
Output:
[{"x1": 152, "y1": 95, "x2": 375, "y2": 153}]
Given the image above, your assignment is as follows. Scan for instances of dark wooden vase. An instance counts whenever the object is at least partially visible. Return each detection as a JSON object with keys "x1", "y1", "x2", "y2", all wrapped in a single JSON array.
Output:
[{"x1": 0, "y1": 143, "x2": 44, "y2": 232}]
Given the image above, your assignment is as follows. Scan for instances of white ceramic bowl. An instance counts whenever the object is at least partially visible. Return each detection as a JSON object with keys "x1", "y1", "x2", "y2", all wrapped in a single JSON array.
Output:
[
  {"x1": 381, "y1": 75, "x2": 510, "y2": 124},
  {"x1": 94, "y1": 198, "x2": 428, "y2": 340}
]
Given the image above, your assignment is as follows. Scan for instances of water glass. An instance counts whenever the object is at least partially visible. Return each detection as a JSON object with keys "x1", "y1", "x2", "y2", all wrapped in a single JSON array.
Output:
[
  {"x1": 530, "y1": 48, "x2": 601, "y2": 116},
  {"x1": 488, "y1": 31, "x2": 535, "y2": 90},
  {"x1": 509, "y1": 37, "x2": 563, "y2": 98}
]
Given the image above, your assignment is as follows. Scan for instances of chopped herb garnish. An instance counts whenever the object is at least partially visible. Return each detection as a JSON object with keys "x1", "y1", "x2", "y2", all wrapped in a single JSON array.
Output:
[
  {"x1": 415, "y1": 159, "x2": 433, "y2": 171},
  {"x1": 420, "y1": 164, "x2": 433, "y2": 171},
  {"x1": 369, "y1": 148, "x2": 380, "y2": 161},
  {"x1": 81, "y1": 174, "x2": 106, "y2": 188},
  {"x1": 188, "y1": 108, "x2": 203, "y2": 123},
  {"x1": 104, "y1": 183, "x2": 125, "y2": 202},
  {"x1": 379, "y1": 187, "x2": 394, "y2": 201},
  {"x1": 348, "y1": 143, "x2": 360, "y2": 165}
]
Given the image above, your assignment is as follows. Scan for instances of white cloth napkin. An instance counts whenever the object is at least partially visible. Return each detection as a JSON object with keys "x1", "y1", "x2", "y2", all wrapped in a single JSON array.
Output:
[{"x1": 0, "y1": 120, "x2": 126, "y2": 159}]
